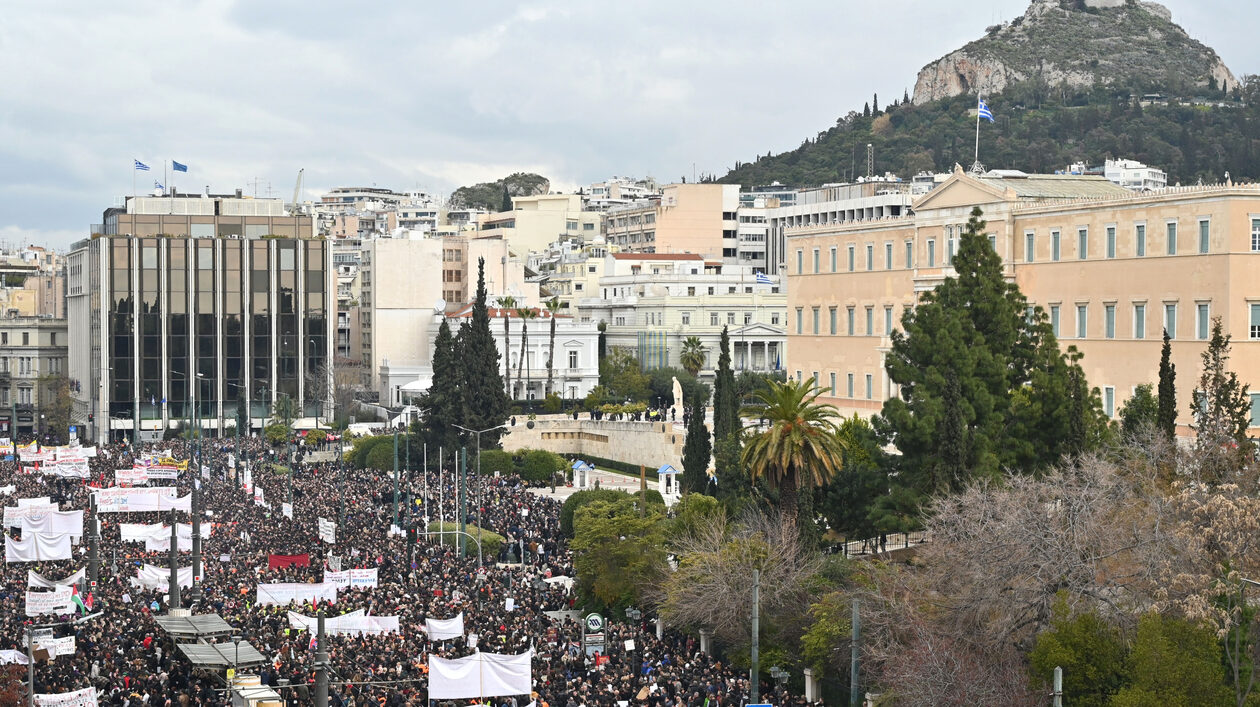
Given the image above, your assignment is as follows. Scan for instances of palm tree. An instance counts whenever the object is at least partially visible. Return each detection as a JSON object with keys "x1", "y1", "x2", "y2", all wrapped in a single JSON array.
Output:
[
  {"x1": 739, "y1": 377, "x2": 845, "y2": 531},
  {"x1": 680, "y1": 336, "x2": 707, "y2": 377},
  {"x1": 515, "y1": 307, "x2": 538, "y2": 400},
  {"x1": 497, "y1": 296, "x2": 517, "y2": 397},
  {"x1": 544, "y1": 297, "x2": 563, "y2": 397}
]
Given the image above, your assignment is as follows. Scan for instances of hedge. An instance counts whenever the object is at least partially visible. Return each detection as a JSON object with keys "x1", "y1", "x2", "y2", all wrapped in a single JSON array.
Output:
[
  {"x1": 425, "y1": 521, "x2": 504, "y2": 558},
  {"x1": 560, "y1": 488, "x2": 665, "y2": 538},
  {"x1": 578, "y1": 455, "x2": 662, "y2": 482}
]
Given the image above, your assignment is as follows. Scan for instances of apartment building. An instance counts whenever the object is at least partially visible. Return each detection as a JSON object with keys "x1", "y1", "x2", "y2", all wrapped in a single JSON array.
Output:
[
  {"x1": 0, "y1": 317, "x2": 68, "y2": 440},
  {"x1": 578, "y1": 253, "x2": 786, "y2": 378},
  {"x1": 476, "y1": 194, "x2": 602, "y2": 256},
  {"x1": 787, "y1": 166, "x2": 1260, "y2": 435}
]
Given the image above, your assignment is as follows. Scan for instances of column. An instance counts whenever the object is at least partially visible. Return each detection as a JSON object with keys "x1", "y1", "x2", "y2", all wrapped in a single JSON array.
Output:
[
  {"x1": 803, "y1": 667, "x2": 820, "y2": 702},
  {"x1": 699, "y1": 628, "x2": 712, "y2": 655}
]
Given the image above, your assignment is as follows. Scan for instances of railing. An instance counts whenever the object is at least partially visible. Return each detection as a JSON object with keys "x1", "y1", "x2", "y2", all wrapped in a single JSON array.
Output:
[{"x1": 833, "y1": 531, "x2": 928, "y2": 558}]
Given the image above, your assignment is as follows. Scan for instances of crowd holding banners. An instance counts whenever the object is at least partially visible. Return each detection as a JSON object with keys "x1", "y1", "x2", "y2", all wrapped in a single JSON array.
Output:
[{"x1": 0, "y1": 430, "x2": 813, "y2": 706}]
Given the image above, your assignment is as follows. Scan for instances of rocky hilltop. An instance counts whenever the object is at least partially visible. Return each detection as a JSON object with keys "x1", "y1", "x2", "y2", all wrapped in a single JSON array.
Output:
[{"x1": 913, "y1": 0, "x2": 1236, "y2": 104}]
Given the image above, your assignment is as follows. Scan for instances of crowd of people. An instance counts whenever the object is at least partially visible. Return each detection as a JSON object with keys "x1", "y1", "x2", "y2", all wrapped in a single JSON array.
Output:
[{"x1": 0, "y1": 432, "x2": 813, "y2": 706}]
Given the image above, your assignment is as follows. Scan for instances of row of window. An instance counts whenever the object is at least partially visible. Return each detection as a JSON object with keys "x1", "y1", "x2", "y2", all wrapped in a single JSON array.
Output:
[
  {"x1": 792, "y1": 216, "x2": 1260, "y2": 275},
  {"x1": 1039, "y1": 301, "x2": 1222, "y2": 341},
  {"x1": 792, "y1": 370, "x2": 877, "y2": 401},
  {"x1": 794, "y1": 305, "x2": 902, "y2": 337}
]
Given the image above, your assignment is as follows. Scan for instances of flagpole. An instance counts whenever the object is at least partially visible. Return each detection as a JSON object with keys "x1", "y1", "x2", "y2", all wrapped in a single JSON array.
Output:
[{"x1": 974, "y1": 96, "x2": 982, "y2": 169}]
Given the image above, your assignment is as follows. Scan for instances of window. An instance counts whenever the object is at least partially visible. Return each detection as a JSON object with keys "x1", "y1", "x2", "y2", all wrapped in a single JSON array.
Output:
[
  {"x1": 865, "y1": 374, "x2": 873, "y2": 400},
  {"x1": 568, "y1": 351, "x2": 578, "y2": 369},
  {"x1": 1078, "y1": 228, "x2": 1088, "y2": 259},
  {"x1": 1076, "y1": 304, "x2": 1088, "y2": 339},
  {"x1": 885, "y1": 242, "x2": 893, "y2": 270},
  {"x1": 865, "y1": 307, "x2": 873, "y2": 336},
  {"x1": 988, "y1": 234, "x2": 997, "y2": 252},
  {"x1": 712, "y1": 312, "x2": 720, "y2": 327},
  {"x1": 847, "y1": 246, "x2": 855, "y2": 272},
  {"x1": 681, "y1": 312, "x2": 691, "y2": 326},
  {"x1": 707, "y1": 286, "x2": 715, "y2": 295},
  {"x1": 796, "y1": 370, "x2": 802, "y2": 382},
  {"x1": 884, "y1": 306, "x2": 893, "y2": 334},
  {"x1": 615, "y1": 316, "x2": 625, "y2": 326},
  {"x1": 1197, "y1": 303, "x2": 1210, "y2": 340},
  {"x1": 1105, "y1": 304, "x2": 1115, "y2": 339},
  {"x1": 1252, "y1": 218, "x2": 1260, "y2": 252},
  {"x1": 1050, "y1": 305, "x2": 1061, "y2": 337},
  {"x1": 1106, "y1": 226, "x2": 1116, "y2": 259},
  {"x1": 0, "y1": 333, "x2": 5, "y2": 345},
  {"x1": 21, "y1": 332, "x2": 28, "y2": 346},
  {"x1": 830, "y1": 247, "x2": 837, "y2": 272},
  {"x1": 771, "y1": 313, "x2": 780, "y2": 326},
  {"x1": 1251, "y1": 393, "x2": 1260, "y2": 427},
  {"x1": 927, "y1": 240, "x2": 936, "y2": 267},
  {"x1": 1136, "y1": 224, "x2": 1146, "y2": 256},
  {"x1": 1251, "y1": 304, "x2": 1260, "y2": 339},
  {"x1": 744, "y1": 313, "x2": 752, "y2": 325},
  {"x1": 1051, "y1": 230, "x2": 1061, "y2": 261},
  {"x1": 1025, "y1": 232, "x2": 1035, "y2": 262},
  {"x1": 1199, "y1": 220, "x2": 1210, "y2": 253},
  {"x1": 946, "y1": 236, "x2": 954, "y2": 266},
  {"x1": 846, "y1": 373, "x2": 854, "y2": 398},
  {"x1": 847, "y1": 307, "x2": 855, "y2": 336},
  {"x1": 794, "y1": 309, "x2": 802, "y2": 334},
  {"x1": 49, "y1": 333, "x2": 56, "y2": 347},
  {"x1": 795, "y1": 250, "x2": 803, "y2": 274},
  {"x1": 1166, "y1": 222, "x2": 1177, "y2": 255},
  {"x1": 1134, "y1": 304, "x2": 1146, "y2": 339},
  {"x1": 905, "y1": 241, "x2": 913, "y2": 269},
  {"x1": 830, "y1": 372, "x2": 837, "y2": 395},
  {"x1": 812, "y1": 308, "x2": 820, "y2": 334},
  {"x1": 866, "y1": 244, "x2": 874, "y2": 271},
  {"x1": 687, "y1": 286, "x2": 695, "y2": 296},
  {"x1": 727, "y1": 312, "x2": 735, "y2": 326},
  {"x1": 1164, "y1": 303, "x2": 1177, "y2": 339},
  {"x1": 1104, "y1": 387, "x2": 1115, "y2": 418},
  {"x1": 829, "y1": 307, "x2": 837, "y2": 336},
  {"x1": 812, "y1": 248, "x2": 820, "y2": 273}
]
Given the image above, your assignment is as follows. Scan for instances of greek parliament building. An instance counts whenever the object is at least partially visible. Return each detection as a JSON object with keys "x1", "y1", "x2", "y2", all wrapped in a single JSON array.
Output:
[
  {"x1": 67, "y1": 192, "x2": 332, "y2": 444},
  {"x1": 787, "y1": 166, "x2": 1260, "y2": 436}
]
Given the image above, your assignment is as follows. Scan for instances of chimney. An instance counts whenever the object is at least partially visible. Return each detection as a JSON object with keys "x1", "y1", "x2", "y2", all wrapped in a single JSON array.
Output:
[{"x1": 235, "y1": 188, "x2": 243, "y2": 198}]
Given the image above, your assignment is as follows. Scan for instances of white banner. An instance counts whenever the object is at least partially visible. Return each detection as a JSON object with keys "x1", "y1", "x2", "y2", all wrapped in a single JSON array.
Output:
[
  {"x1": 115, "y1": 468, "x2": 148, "y2": 486},
  {"x1": 25, "y1": 586, "x2": 74, "y2": 616},
  {"x1": 145, "y1": 466, "x2": 179, "y2": 480},
  {"x1": 93, "y1": 487, "x2": 189, "y2": 513},
  {"x1": 350, "y1": 568, "x2": 378, "y2": 588},
  {"x1": 67, "y1": 446, "x2": 97, "y2": 458},
  {"x1": 132, "y1": 564, "x2": 194, "y2": 590},
  {"x1": 4, "y1": 503, "x2": 57, "y2": 528},
  {"x1": 255, "y1": 582, "x2": 339, "y2": 606},
  {"x1": 427, "y1": 652, "x2": 532, "y2": 699},
  {"x1": 0, "y1": 649, "x2": 28, "y2": 665},
  {"x1": 287, "y1": 609, "x2": 402, "y2": 636},
  {"x1": 39, "y1": 460, "x2": 89, "y2": 479},
  {"x1": 27, "y1": 568, "x2": 85, "y2": 589},
  {"x1": 119, "y1": 523, "x2": 209, "y2": 543},
  {"x1": 424, "y1": 612, "x2": 465, "y2": 640},
  {"x1": 318, "y1": 518, "x2": 336, "y2": 544},
  {"x1": 145, "y1": 534, "x2": 192, "y2": 553},
  {"x1": 18, "y1": 510, "x2": 83, "y2": 538},
  {"x1": 17, "y1": 497, "x2": 51, "y2": 508},
  {"x1": 34, "y1": 636, "x2": 76, "y2": 658},
  {"x1": 327, "y1": 555, "x2": 341, "y2": 572},
  {"x1": 34, "y1": 686, "x2": 98, "y2": 707},
  {"x1": 282, "y1": 503, "x2": 293, "y2": 519},
  {"x1": 253, "y1": 487, "x2": 265, "y2": 506},
  {"x1": 6, "y1": 533, "x2": 73, "y2": 563},
  {"x1": 0, "y1": 485, "x2": 14, "y2": 495},
  {"x1": 324, "y1": 570, "x2": 350, "y2": 588}
]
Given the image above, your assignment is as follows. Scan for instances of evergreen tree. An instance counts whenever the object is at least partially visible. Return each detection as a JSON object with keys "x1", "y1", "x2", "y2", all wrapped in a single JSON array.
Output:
[
  {"x1": 424, "y1": 318, "x2": 462, "y2": 451},
  {"x1": 1191, "y1": 317, "x2": 1253, "y2": 455},
  {"x1": 500, "y1": 186, "x2": 512, "y2": 213},
  {"x1": 458, "y1": 258, "x2": 510, "y2": 447},
  {"x1": 1118, "y1": 383, "x2": 1159, "y2": 439},
  {"x1": 863, "y1": 102, "x2": 871, "y2": 118},
  {"x1": 878, "y1": 207, "x2": 1096, "y2": 498},
  {"x1": 681, "y1": 395, "x2": 712, "y2": 494},
  {"x1": 903, "y1": 88, "x2": 911, "y2": 104},
  {"x1": 1156, "y1": 329, "x2": 1177, "y2": 439},
  {"x1": 872, "y1": 93, "x2": 879, "y2": 113},
  {"x1": 712, "y1": 327, "x2": 737, "y2": 440}
]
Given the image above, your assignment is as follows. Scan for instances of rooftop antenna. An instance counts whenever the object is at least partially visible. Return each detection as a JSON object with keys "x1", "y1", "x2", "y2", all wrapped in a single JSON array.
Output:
[{"x1": 866, "y1": 144, "x2": 874, "y2": 179}]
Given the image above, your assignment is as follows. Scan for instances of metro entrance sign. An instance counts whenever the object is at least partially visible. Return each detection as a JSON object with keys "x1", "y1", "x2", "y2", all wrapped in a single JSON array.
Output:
[{"x1": 582, "y1": 613, "x2": 605, "y2": 656}]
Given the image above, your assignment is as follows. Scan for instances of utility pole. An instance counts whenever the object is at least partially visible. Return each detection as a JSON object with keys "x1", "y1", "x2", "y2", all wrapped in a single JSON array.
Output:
[
  {"x1": 338, "y1": 438, "x2": 346, "y2": 529},
  {"x1": 168, "y1": 508, "x2": 180, "y2": 611},
  {"x1": 459, "y1": 446, "x2": 468, "y2": 558},
  {"x1": 314, "y1": 610, "x2": 329, "y2": 707},
  {"x1": 87, "y1": 496, "x2": 99, "y2": 588},
  {"x1": 392, "y1": 429, "x2": 399, "y2": 527},
  {"x1": 190, "y1": 479, "x2": 202, "y2": 601},
  {"x1": 850, "y1": 598, "x2": 861, "y2": 706},
  {"x1": 750, "y1": 569, "x2": 760, "y2": 704},
  {"x1": 25, "y1": 625, "x2": 33, "y2": 707},
  {"x1": 1052, "y1": 666, "x2": 1063, "y2": 707},
  {"x1": 287, "y1": 440, "x2": 294, "y2": 505}
]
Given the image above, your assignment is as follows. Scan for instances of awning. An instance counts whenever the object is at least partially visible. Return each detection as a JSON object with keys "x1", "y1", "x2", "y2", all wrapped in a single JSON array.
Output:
[
  {"x1": 176, "y1": 641, "x2": 267, "y2": 670},
  {"x1": 571, "y1": 460, "x2": 593, "y2": 471},
  {"x1": 153, "y1": 613, "x2": 235, "y2": 641},
  {"x1": 656, "y1": 464, "x2": 679, "y2": 475}
]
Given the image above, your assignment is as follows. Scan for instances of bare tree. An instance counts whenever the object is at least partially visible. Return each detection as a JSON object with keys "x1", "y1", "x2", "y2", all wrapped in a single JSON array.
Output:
[{"x1": 304, "y1": 357, "x2": 360, "y2": 426}]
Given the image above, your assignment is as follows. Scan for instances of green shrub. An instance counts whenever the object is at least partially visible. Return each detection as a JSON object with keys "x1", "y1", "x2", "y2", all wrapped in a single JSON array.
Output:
[
  {"x1": 542, "y1": 393, "x2": 562, "y2": 414},
  {"x1": 560, "y1": 488, "x2": 664, "y2": 538},
  {"x1": 364, "y1": 442, "x2": 397, "y2": 471},
  {"x1": 519, "y1": 449, "x2": 565, "y2": 482},
  {"x1": 477, "y1": 449, "x2": 515, "y2": 476},
  {"x1": 264, "y1": 423, "x2": 290, "y2": 446},
  {"x1": 305, "y1": 429, "x2": 327, "y2": 445},
  {"x1": 426, "y1": 521, "x2": 504, "y2": 559}
]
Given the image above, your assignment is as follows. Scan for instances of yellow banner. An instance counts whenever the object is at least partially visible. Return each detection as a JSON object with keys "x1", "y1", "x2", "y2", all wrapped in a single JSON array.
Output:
[{"x1": 157, "y1": 456, "x2": 189, "y2": 470}]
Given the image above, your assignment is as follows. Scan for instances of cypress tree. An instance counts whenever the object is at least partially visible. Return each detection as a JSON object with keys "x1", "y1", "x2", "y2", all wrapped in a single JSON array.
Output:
[
  {"x1": 426, "y1": 318, "x2": 462, "y2": 451},
  {"x1": 458, "y1": 258, "x2": 510, "y2": 447},
  {"x1": 712, "y1": 327, "x2": 737, "y2": 440},
  {"x1": 1191, "y1": 317, "x2": 1252, "y2": 453},
  {"x1": 681, "y1": 395, "x2": 712, "y2": 494},
  {"x1": 1156, "y1": 329, "x2": 1177, "y2": 440}
]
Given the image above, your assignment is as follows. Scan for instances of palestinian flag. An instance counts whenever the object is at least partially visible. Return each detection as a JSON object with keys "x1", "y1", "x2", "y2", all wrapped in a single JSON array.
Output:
[{"x1": 71, "y1": 585, "x2": 90, "y2": 615}]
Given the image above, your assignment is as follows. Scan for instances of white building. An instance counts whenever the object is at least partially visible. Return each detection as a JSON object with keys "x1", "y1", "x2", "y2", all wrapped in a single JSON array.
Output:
[
  {"x1": 583, "y1": 176, "x2": 659, "y2": 211},
  {"x1": 395, "y1": 305, "x2": 601, "y2": 404},
  {"x1": 1104, "y1": 158, "x2": 1168, "y2": 191},
  {"x1": 577, "y1": 253, "x2": 786, "y2": 378},
  {"x1": 764, "y1": 179, "x2": 915, "y2": 275}
]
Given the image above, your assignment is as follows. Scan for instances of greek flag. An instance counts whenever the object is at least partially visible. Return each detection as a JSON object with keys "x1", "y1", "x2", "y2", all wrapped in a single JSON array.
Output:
[
  {"x1": 154, "y1": 180, "x2": 164, "y2": 191},
  {"x1": 134, "y1": 159, "x2": 150, "y2": 171},
  {"x1": 172, "y1": 160, "x2": 188, "y2": 173},
  {"x1": 977, "y1": 98, "x2": 995, "y2": 123},
  {"x1": 755, "y1": 273, "x2": 774, "y2": 285}
]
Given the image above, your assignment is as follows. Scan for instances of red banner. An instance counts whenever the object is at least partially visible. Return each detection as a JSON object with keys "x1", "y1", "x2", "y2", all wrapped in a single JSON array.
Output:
[{"x1": 268, "y1": 553, "x2": 310, "y2": 570}]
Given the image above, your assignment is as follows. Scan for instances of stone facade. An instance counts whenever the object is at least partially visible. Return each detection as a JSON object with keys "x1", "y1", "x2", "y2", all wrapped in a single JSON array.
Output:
[{"x1": 501, "y1": 418, "x2": 685, "y2": 473}]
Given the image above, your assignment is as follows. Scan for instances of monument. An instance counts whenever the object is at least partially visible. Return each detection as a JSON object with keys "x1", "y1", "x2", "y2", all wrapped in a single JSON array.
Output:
[{"x1": 670, "y1": 376, "x2": 683, "y2": 421}]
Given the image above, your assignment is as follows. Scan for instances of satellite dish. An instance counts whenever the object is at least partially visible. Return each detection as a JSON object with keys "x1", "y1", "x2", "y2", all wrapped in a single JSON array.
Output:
[{"x1": 434, "y1": 299, "x2": 447, "y2": 314}]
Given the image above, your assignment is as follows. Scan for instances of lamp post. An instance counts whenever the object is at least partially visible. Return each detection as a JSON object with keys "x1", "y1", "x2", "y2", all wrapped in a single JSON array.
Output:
[{"x1": 452, "y1": 423, "x2": 508, "y2": 559}]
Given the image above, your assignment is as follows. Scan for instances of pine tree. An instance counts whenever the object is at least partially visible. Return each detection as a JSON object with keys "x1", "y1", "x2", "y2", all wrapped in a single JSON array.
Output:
[
  {"x1": 1156, "y1": 329, "x2": 1177, "y2": 440},
  {"x1": 458, "y1": 258, "x2": 510, "y2": 447},
  {"x1": 903, "y1": 88, "x2": 911, "y2": 104},
  {"x1": 681, "y1": 395, "x2": 712, "y2": 494}
]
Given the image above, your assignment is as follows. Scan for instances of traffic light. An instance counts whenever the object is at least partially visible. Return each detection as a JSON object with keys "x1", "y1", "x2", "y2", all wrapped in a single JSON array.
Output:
[{"x1": 87, "y1": 413, "x2": 94, "y2": 423}]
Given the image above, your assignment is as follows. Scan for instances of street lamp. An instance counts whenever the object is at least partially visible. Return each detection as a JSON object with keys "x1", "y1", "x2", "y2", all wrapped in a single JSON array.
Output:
[{"x1": 452, "y1": 423, "x2": 509, "y2": 559}]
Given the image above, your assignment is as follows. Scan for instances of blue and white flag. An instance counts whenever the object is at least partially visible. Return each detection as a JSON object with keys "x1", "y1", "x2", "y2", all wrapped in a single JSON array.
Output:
[
  {"x1": 134, "y1": 159, "x2": 150, "y2": 171},
  {"x1": 154, "y1": 180, "x2": 164, "y2": 191},
  {"x1": 171, "y1": 161, "x2": 188, "y2": 173},
  {"x1": 755, "y1": 273, "x2": 774, "y2": 285},
  {"x1": 977, "y1": 98, "x2": 995, "y2": 123}
]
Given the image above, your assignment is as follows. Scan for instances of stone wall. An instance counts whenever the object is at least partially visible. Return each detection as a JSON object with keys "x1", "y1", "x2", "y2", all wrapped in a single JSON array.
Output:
[{"x1": 501, "y1": 417, "x2": 687, "y2": 471}]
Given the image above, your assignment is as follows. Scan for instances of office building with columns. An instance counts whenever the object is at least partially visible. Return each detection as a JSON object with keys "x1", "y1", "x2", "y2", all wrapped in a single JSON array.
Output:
[{"x1": 67, "y1": 192, "x2": 331, "y2": 444}]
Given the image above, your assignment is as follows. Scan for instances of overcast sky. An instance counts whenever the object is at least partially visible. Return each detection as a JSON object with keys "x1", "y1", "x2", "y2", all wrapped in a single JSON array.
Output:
[{"x1": 1, "y1": 0, "x2": 1253, "y2": 249}]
